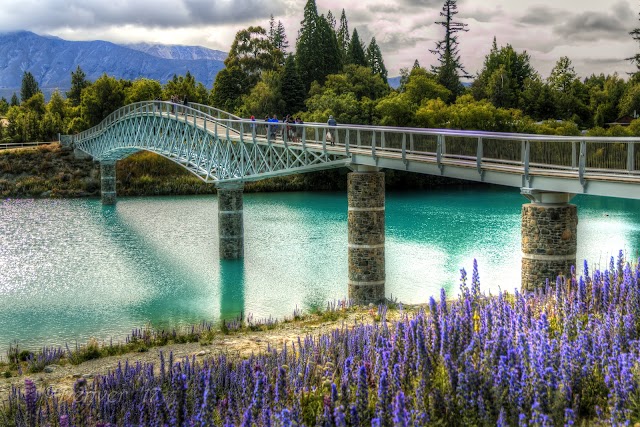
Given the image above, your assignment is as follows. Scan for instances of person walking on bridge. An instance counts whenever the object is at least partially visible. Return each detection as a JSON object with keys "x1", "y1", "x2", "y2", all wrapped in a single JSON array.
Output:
[{"x1": 327, "y1": 115, "x2": 337, "y2": 146}]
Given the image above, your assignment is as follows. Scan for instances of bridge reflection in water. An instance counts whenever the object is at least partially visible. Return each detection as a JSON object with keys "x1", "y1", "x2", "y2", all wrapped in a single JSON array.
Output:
[
  {"x1": 68, "y1": 101, "x2": 640, "y2": 303},
  {"x1": 219, "y1": 260, "x2": 245, "y2": 321}
]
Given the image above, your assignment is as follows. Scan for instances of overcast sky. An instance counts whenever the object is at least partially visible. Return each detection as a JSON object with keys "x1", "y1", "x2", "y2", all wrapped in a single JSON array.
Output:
[{"x1": 1, "y1": 0, "x2": 638, "y2": 79}]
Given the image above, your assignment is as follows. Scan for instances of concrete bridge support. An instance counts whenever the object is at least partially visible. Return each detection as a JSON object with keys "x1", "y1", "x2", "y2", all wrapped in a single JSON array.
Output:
[
  {"x1": 521, "y1": 189, "x2": 577, "y2": 291},
  {"x1": 218, "y1": 182, "x2": 244, "y2": 259},
  {"x1": 348, "y1": 166, "x2": 385, "y2": 304},
  {"x1": 100, "y1": 161, "x2": 117, "y2": 205}
]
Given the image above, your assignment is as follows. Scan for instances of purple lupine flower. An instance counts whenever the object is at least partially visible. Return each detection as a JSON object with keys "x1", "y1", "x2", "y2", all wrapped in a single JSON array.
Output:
[
  {"x1": 356, "y1": 365, "x2": 369, "y2": 422},
  {"x1": 279, "y1": 408, "x2": 292, "y2": 427},
  {"x1": 334, "y1": 406, "x2": 346, "y2": 427},
  {"x1": 392, "y1": 391, "x2": 408, "y2": 427}
]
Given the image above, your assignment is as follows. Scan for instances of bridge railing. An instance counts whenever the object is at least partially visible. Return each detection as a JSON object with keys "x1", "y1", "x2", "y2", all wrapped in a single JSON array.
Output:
[{"x1": 73, "y1": 101, "x2": 640, "y2": 179}]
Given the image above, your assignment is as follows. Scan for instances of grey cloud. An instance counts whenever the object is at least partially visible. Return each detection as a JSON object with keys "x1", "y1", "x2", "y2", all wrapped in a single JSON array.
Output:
[
  {"x1": 520, "y1": 6, "x2": 562, "y2": 26},
  {"x1": 398, "y1": 0, "x2": 444, "y2": 8},
  {"x1": 458, "y1": 7, "x2": 504, "y2": 24},
  {"x1": 0, "y1": 0, "x2": 285, "y2": 31},
  {"x1": 553, "y1": 1, "x2": 635, "y2": 42},
  {"x1": 377, "y1": 32, "x2": 431, "y2": 52}
]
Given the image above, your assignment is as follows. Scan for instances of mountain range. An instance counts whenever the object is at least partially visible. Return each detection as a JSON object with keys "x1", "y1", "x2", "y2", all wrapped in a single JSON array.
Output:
[{"x1": 0, "y1": 31, "x2": 226, "y2": 101}]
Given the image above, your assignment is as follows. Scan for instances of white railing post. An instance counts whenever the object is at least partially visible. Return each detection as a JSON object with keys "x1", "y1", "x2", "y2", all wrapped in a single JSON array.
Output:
[
  {"x1": 628, "y1": 142, "x2": 635, "y2": 172},
  {"x1": 524, "y1": 140, "x2": 530, "y2": 183},
  {"x1": 402, "y1": 133, "x2": 407, "y2": 166},
  {"x1": 345, "y1": 128, "x2": 350, "y2": 154},
  {"x1": 579, "y1": 141, "x2": 587, "y2": 186},
  {"x1": 476, "y1": 137, "x2": 483, "y2": 175}
]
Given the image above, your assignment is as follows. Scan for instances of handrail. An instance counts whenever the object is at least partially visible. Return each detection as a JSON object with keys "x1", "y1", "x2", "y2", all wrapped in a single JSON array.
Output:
[{"x1": 71, "y1": 101, "x2": 640, "y2": 186}]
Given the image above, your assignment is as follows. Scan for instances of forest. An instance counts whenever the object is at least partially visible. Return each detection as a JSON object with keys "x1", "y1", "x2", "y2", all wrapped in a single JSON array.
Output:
[{"x1": 2, "y1": 0, "x2": 640, "y2": 143}]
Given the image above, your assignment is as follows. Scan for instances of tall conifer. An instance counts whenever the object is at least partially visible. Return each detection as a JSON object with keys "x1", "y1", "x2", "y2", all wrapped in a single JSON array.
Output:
[
  {"x1": 281, "y1": 54, "x2": 306, "y2": 114},
  {"x1": 336, "y1": 9, "x2": 350, "y2": 59},
  {"x1": 366, "y1": 37, "x2": 388, "y2": 83},
  {"x1": 430, "y1": 0, "x2": 470, "y2": 100},
  {"x1": 347, "y1": 29, "x2": 367, "y2": 67},
  {"x1": 20, "y1": 71, "x2": 41, "y2": 103},
  {"x1": 296, "y1": 0, "x2": 341, "y2": 90}
]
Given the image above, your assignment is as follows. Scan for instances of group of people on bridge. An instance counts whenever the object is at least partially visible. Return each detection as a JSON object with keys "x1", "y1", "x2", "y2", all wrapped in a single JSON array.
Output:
[{"x1": 250, "y1": 114, "x2": 338, "y2": 145}]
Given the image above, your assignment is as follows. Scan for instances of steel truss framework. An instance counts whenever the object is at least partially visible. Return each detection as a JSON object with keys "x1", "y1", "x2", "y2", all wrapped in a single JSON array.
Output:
[
  {"x1": 73, "y1": 106, "x2": 349, "y2": 183},
  {"x1": 71, "y1": 101, "x2": 640, "y2": 199}
]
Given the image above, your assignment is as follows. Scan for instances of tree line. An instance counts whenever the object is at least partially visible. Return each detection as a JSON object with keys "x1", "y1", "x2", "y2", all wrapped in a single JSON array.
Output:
[{"x1": 2, "y1": 0, "x2": 640, "y2": 143}]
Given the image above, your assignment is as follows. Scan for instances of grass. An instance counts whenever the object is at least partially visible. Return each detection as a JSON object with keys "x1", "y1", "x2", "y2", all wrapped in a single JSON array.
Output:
[{"x1": 1, "y1": 300, "x2": 356, "y2": 376}]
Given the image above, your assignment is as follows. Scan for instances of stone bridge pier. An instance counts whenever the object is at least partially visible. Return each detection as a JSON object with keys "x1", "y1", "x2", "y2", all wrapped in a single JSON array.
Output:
[
  {"x1": 521, "y1": 189, "x2": 577, "y2": 291},
  {"x1": 217, "y1": 182, "x2": 244, "y2": 259},
  {"x1": 100, "y1": 161, "x2": 117, "y2": 205},
  {"x1": 348, "y1": 166, "x2": 386, "y2": 305}
]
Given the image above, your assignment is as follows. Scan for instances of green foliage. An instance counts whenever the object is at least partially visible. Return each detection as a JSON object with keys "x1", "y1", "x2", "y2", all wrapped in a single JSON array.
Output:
[
  {"x1": 346, "y1": 28, "x2": 367, "y2": 67},
  {"x1": 472, "y1": 38, "x2": 536, "y2": 109},
  {"x1": 304, "y1": 65, "x2": 388, "y2": 124},
  {"x1": 548, "y1": 56, "x2": 577, "y2": 93},
  {"x1": 280, "y1": 54, "x2": 307, "y2": 115},
  {"x1": 0, "y1": 97, "x2": 8, "y2": 116},
  {"x1": 366, "y1": 37, "x2": 387, "y2": 83},
  {"x1": 20, "y1": 71, "x2": 41, "y2": 103},
  {"x1": 81, "y1": 74, "x2": 126, "y2": 127},
  {"x1": 268, "y1": 15, "x2": 289, "y2": 52},
  {"x1": 163, "y1": 72, "x2": 208, "y2": 104},
  {"x1": 125, "y1": 78, "x2": 163, "y2": 104},
  {"x1": 66, "y1": 66, "x2": 90, "y2": 107},
  {"x1": 336, "y1": 9, "x2": 350, "y2": 60},
  {"x1": 10, "y1": 93, "x2": 19, "y2": 107},
  {"x1": 226, "y1": 26, "x2": 283, "y2": 88},
  {"x1": 618, "y1": 83, "x2": 640, "y2": 117},
  {"x1": 237, "y1": 70, "x2": 285, "y2": 118},
  {"x1": 404, "y1": 67, "x2": 451, "y2": 105},
  {"x1": 296, "y1": 0, "x2": 342, "y2": 90},
  {"x1": 211, "y1": 66, "x2": 249, "y2": 112},
  {"x1": 375, "y1": 92, "x2": 414, "y2": 126}
]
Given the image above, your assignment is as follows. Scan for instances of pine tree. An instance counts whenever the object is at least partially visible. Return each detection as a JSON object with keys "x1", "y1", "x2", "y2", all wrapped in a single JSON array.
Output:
[
  {"x1": 67, "y1": 66, "x2": 90, "y2": 107},
  {"x1": 281, "y1": 54, "x2": 306, "y2": 114},
  {"x1": 269, "y1": 15, "x2": 289, "y2": 52},
  {"x1": 336, "y1": 9, "x2": 350, "y2": 59},
  {"x1": 430, "y1": 0, "x2": 470, "y2": 100},
  {"x1": 628, "y1": 10, "x2": 640, "y2": 73},
  {"x1": 347, "y1": 29, "x2": 367, "y2": 67},
  {"x1": 20, "y1": 71, "x2": 41, "y2": 103},
  {"x1": 296, "y1": 0, "x2": 341, "y2": 90},
  {"x1": 413, "y1": 59, "x2": 421, "y2": 70},
  {"x1": 10, "y1": 93, "x2": 19, "y2": 107},
  {"x1": 326, "y1": 10, "x2": 336, "y2": 29},
  {"x1": 366, "y1": 37, "x2": 388, "y2": 83}
]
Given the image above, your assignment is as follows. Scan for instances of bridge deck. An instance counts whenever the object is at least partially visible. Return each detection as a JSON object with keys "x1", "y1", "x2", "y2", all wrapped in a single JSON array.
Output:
[{"x1": 70, "y1": 101, "x2": 640, "y2": 200}]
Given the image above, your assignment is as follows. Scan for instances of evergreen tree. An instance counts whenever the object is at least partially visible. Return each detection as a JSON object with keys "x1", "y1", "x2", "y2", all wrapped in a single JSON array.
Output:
[
  {"x1": 10, "y1": 93, "x2": 19, "y2": 107},
  {"x1": 336, "y1": 9, "x2": 350, "y2": 59},
  {"x1": 366, "y1": 37, "x2": 388, "y2": 83},
  {"x1": 226, "y1": 26, "x2": 283, "y2": 90},
  {"x1": 281, "y1": 54, "x2": 306, "y2": 114},
  {"x1": 413, "y1": 59, "x2": 421, "y2": 70},
  {"x1": 548, "y1": 56, "x2": 577, "y2": 93},
  {"x1": 20, "y1": 71, "x2": 41, "y2": 103},
  {"x1": 471, "y1": 38, "x2": 535, "y2": 109},
  {"x1": 628, "y1": 10, "x2": 640, "y2": 74},
  {"x1": 347, "y1": 29, "x2": 367, "y2": 67},
  {"x1": 268, "y1": 15, "x2": 289, "y2": 52},
  {"x1": 296, "y1": 0, "x2": 341, "y2": 90},
  {"x1": 0, "y1": 97, "x2": 8, "y2": 116},
  {"x1": 430, "y1": 0, "x2": 470, "y2": 100},
  {"x1": 67, "y1": 66, "x2": 90, "y2": 107},
  {"x1": 326, "y1": 10, "x2": 336, "y2": 29},
  {"x1": 211, "y1": 66, "x2": 248, "y2": 113}
]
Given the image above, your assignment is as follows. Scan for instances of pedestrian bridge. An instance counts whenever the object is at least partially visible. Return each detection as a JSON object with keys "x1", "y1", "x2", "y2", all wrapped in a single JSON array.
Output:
[{"x1": 68, "y1": 100, "x2": 640, "y2": 303}]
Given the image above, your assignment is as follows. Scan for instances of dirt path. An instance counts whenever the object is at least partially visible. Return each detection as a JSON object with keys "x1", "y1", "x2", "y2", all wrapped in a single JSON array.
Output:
[{"x1": 0, "y1": 307, "x2": 399, "y2": 403}]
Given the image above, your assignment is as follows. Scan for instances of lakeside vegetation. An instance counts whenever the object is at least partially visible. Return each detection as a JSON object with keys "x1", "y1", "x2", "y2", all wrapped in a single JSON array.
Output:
[
  {"x1": 3, "y1": 1, "x2": 640, "y2": 147},
  {"x1": 2, "y1": 255, "x2": 640, "y2": 425}
]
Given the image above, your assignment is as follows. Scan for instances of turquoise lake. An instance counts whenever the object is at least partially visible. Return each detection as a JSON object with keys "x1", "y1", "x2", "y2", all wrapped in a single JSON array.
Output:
[{"x1": 1, "y1": 186, "x2": 639, "y2": 352}]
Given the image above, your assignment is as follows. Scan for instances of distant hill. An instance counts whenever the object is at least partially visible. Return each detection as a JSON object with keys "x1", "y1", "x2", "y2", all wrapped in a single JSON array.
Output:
[
  {"x1": 0, "y1": 31, "x2": 225, "y2": 101},
  {"x1": 125, "y1": 42, "x2": 227, "y2": 62}
]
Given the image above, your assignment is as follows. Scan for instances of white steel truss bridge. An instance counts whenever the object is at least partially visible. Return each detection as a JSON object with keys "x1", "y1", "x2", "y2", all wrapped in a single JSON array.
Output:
[
  {"x1": 67, "y1": 100, "x2": 640, "y2": 302},
  {"x1": 70, "y1": 100, "x2": 640, "y2": 199}
]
